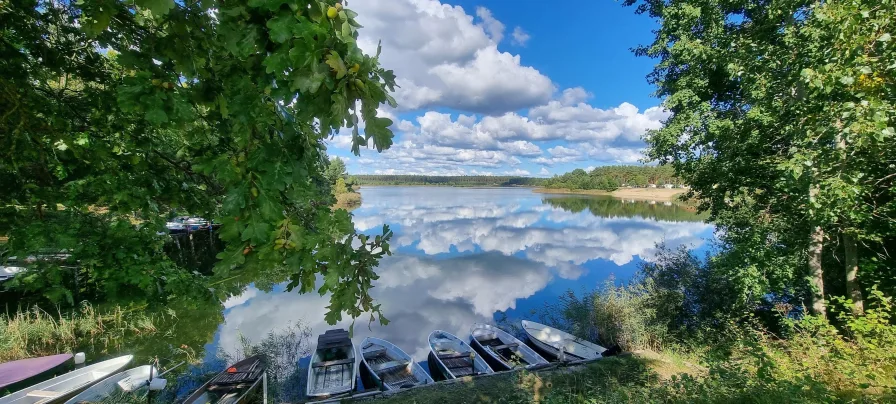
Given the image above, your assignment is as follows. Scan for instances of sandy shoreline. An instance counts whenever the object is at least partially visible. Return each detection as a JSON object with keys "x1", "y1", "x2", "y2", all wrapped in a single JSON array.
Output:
[{"x1": 533, "y1": 187, "x2": 686, "y2": 202}]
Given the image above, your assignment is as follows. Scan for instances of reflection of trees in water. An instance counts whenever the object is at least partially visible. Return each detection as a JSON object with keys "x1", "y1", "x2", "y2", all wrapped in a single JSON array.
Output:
[
  {"x1": 164, "y1": 231, "x2": 224, "y2": 275},
  {"x1": 216, "y1": 322, "x2": 313, "y2": 403},
  {"x1": 543, "y1": 196, "x2": 706, "y2": 222}
]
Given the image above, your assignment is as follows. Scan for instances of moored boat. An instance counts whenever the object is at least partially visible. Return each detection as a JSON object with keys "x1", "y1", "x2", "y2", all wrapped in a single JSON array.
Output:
[
  {"x1": 521, "y1": 320, "x2": 606, "y2": 361},
  {"x1": 358, "y1": 337, "x2": 432, "y2": 391},
  {"x1": 306, "y1": 329, "x2": 356, "y2": 398},
  {"x1": 0, "y1": 354, "x2": 73, "y2": 395},
  {"x1": 181, "y1": 355, "x2": 264, "y2": 404},
  {"x1": 64, "y1": 365, "x2": 158, "y2": 403},
  {"x1": 428, "y1": 330, "x2": 492, "y2": 379},
  {"x1": 0, "y1": 355, "x2": 132, "y2": 404},
  {"x1": 469, "y1": 323, "x2": 549, "y2": 371}
]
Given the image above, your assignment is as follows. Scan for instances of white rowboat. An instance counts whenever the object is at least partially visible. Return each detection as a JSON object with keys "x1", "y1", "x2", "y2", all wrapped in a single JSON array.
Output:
[
  {"x1": 521, "y1": 320, "x2": 606, "y2": 361},
  {"x1": 63, "y1": 365, "x2": 157, "y2": 403},
  {"x1": 428, "y1": 330, "x2": 492, "y2": 379},
  {"x1": 0, "y1": 355, "x2": 132, "y2": 404},
  {"x1": 358, "y1": 337, "x2": 432, "y2": 391},
  {"x1": 306, "y1": 329, "x2": 356, "y2": 398},
  {"x1": 469, "y1": 323, "x2": 549, "y2": 370}
]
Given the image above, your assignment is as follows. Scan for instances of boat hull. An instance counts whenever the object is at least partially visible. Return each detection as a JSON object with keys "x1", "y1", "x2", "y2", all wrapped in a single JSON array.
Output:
[
  {"x1": 469, "y1": 323, "x2": 549, "y2": 371},
  {"x1": 0, "y1": 355, "x2": 132, "y2": 404},
  {"x1": 306, "y1": 330, "x2": 356, "y2": 398},
  {"x1": 181, "y1": 355, "x2": 265, "y2": 404},
  {"x1": 358, "y1": 337, "x2": 432, "y2": 391},
  {"x1": 428, "y1": 330, "x2": 493, "y2": 380},
  {"x1": 521, "y1": 320, "x2": 605, "y2": 361},
  {"x1": 0, "y1": 354, "x2": 73, "y2": 395}
]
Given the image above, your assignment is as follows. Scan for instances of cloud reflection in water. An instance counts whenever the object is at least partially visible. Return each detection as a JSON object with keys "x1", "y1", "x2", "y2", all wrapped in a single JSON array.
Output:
[{"x1": 217, "y1": 187, "x2": 712, "y2": 362}]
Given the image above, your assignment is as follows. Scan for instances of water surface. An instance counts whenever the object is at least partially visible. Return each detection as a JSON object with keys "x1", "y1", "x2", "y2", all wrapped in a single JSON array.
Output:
[{"x1": 213, "y1": 187, "x2": 713, "y2": 362}]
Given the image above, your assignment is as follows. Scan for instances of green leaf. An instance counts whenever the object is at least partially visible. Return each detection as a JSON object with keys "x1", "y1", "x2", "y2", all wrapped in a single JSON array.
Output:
[
  {"x1": 145, "y1": 108, "x2": 168, "y2": 125},
  {"x1": 266, "y1": 13, "x2": 295, "y2": 43},
  {"x1": 365, "y1": 117, "x2": 394, "y2": 152},
  {"x1": 325, "y1": 51, "x2": 347, "y2": 79},
  {"x1": 341, "y1": 21, "x2": 352, "y2": 40},
  {"x1": 241, "y1": 220, "x2": 272, "y2": 245},
  {"x1": 136, "y1": 0, "x2": 175, "y2": 16}
]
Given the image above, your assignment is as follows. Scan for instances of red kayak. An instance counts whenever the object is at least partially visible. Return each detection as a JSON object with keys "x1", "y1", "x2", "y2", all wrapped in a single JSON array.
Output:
[{"x1": 0, "y1": 354, "x2": 73, "y2": 394}]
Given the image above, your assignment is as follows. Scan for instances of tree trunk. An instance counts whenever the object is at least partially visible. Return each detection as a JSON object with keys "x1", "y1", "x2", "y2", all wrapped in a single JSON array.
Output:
[
  {"x1": 843, "y1": 233, "x2": 864, "y2": 315},
  {"x1": 808, "y1": 225, "x2": 826, "y2": 317}
]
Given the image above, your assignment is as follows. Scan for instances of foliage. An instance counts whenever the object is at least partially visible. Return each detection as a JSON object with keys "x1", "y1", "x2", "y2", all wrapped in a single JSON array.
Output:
[
  {"x1": 627, "y1": 0, "x2": 896, "y2": 312},
  {"x1": 0, "y1": 303, "x2": 160, "y2": 362},
  {"x1": 333, "y1": 177, "x2": 349, "y2": 195},
  {"x1": 353, "y1": 175, "x2": 542, "y2": 187},
  {"x1": 325, "y1": 157, "x2": 348, "y2": 185},
  {"x1": 1, "y1": 0, "x2": 398, "y2": 324},
  {"x1": 542, "y1": 165, "x2": 680, "y2": 191},
  {"x1": 333, "y1": 192, "x2": 361, "y2": 210}
]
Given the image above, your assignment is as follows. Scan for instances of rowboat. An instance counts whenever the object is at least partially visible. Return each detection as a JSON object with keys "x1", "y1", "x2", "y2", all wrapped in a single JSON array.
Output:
[
  {"x1": 0, "y1": 355, "x2": 132, "y2": 404},
  {"x1": 469, "y1": 323, "x2": 549, "y2": 370},
  {"x1": 428, "y1": 330, "x2": 492, "y2": 379},
  {"x1": 358, "y1": 337, "x2": 432, "y2": 391},
  {"x1": 306, "y1": 329, "x2": 356, "y2": 398},
  {"x1": 182, "y1": 355, "x2": 265, "y2": 404},
  {"x1": 0, "y1": 354, "x2": 73, "y2": 394},
  {"x1": 64, "y1": 365, "x2": 157, "y2": 403},
  {"x1": 521, "y1": 320, "x2": 606, "y2": 361},
  {"x1": 0, "y1": 266, "x2": 25, "y2": 282}
]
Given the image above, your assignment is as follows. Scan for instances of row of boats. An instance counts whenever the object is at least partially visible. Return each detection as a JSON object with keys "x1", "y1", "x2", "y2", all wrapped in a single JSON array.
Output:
[
  {"x1": 0, "y1": 320, "x2": 607, "y2": 403},
  {"x1": 306, "y1": 320, "x2": 610, "y2": 399}
]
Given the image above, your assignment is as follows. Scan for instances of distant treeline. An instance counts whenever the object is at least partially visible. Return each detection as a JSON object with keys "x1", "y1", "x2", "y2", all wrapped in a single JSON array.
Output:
[
  {"x1": 543, "y1": 165, "x2": 682, "y2": 191},
  {"x1": 353, "y1": 175, "x2": 542, "y2": 187}
]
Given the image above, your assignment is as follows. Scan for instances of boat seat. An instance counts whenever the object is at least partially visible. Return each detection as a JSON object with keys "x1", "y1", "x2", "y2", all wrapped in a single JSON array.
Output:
[
  {"x1": 362, "y1": 347, "x2": 387, "y2": 359},
  {"x1": 312, "y1": 358, "x2": 354, "y2": 368},
  {"x1": 491, "y1": 343, "x2": 519, "y2": 350},
  {"x1": 370, "y1": 359, "x2": 409, "y2": 372},
  {"x1": 26, "y1": 390, "x2": 62, "y2": 398},
  {"x1": 437, "y1": 352, "x2": 470, "y2": 360}
]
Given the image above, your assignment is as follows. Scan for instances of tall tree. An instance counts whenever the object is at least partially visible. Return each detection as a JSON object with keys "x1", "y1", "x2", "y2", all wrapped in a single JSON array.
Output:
[
  {"x1": 325, "y1": 156, "x2": 347, "y2": 184},
  {"x1": 627, "y1": 0, "x2": 896, "y2": 314},
  {"x1": 1, "y1": 0, "x2": 397, "y2": 324}
]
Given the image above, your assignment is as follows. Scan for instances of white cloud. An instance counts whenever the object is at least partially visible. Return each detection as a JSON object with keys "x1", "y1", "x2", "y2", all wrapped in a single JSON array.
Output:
[
  {"x1": 476, "y1": 7, "x2": 505, "y2": 44},
  {"x1": 511, "y1": 26, "x2": 531, "y2": 46},
  {"x1": 539, "y1": 167, "x2": 551, "y2": 176},
  {"x1": 503, "y1": 168, "x2": 532, "y2": 176},
  {"x1": 351, "y1": 0, "x2": 554, "y2": 115}
]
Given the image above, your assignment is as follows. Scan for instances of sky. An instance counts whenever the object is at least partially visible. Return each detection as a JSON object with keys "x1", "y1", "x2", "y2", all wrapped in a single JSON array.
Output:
[{"x1": 326, "y1": 0, "x2": 664, "y2": 177}]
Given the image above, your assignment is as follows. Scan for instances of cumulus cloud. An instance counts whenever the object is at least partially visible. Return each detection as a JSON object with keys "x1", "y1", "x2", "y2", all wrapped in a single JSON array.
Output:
[
  {"x1": 512, "y1": 26, "x2": 531, "y2": 46},
  {"x1": 351, "y1": 0, "x2": 554, "y2": 115},
  {"x1": 476, "y1": 7, "x2": 505, "y2": 44}
]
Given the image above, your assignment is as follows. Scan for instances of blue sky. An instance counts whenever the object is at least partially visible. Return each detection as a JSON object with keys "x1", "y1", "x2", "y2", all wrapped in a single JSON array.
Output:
[{"x1": 326, "y1": 0, "x2": 665, "y2": 177}]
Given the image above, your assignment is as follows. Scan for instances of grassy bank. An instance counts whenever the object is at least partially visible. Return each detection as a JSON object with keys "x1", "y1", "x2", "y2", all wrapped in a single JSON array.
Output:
[
  {"x1": 356, "y1": 353, "x2": 696, "y2": 404},
  {"x1": 333, "y1": 191, "x2": 362, "y2": 210},
  {"x1": 0, "y1": 304, "x2": 160, "y2": 362}
]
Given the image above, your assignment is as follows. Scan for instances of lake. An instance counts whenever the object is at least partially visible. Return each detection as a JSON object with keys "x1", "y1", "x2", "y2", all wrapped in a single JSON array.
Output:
[{"x1": 210, "y1": 187, "x2": 713, "y2": 366}]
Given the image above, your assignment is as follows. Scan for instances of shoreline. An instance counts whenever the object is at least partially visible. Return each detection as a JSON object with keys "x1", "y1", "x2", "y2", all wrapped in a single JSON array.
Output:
[{"x1": 533, "y1": 187, "x2": 686, "y2": 202}]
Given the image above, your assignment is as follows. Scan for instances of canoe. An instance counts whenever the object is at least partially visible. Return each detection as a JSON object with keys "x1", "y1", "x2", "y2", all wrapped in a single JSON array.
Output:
[
  {"x1": 306, "y1": 329, "x2": 356, "y2": 398},
  {"x1": 428, "y1": 330, "x2": 492, "y2": 379},
  {"x1": 358, "y1": 337, "x2": 433, "y2": 391},
  {"x1": 0, "y1": 354, "x2": 73, "y2": 394},
  {"x1": 0, "y1": 355, "x2": 132, "y2": 404},
  {"x1": 64, "y1": 365, "x2": 157, "y2": 403},
  {"x1": 469, "y1": 323, "x2": 549, "y2": 371},
  {"x1": 521, "y1": 320, "x2": 606, "y2": 361},
  {"x1": 181, "y1": 355, "x2": 264, "y2": 404}
]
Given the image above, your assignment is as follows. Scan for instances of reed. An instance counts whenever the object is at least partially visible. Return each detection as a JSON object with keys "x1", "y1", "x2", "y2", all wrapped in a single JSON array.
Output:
[{"x1": 0, "y1": 303, "x2": 159, "y2": 362}]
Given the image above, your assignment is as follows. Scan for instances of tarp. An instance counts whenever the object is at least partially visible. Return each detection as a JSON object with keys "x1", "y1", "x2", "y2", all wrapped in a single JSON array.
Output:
[{"x1": 0, "y1": 354, "x2": 72, "y2": 389}]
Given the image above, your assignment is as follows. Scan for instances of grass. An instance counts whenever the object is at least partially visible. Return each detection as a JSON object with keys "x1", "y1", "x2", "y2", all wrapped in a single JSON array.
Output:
[
  {"x1": 0, "y1": 303, "x2": 160, "y2": 362},
  {"x1": 354, "y1": 353, "x2": 696, "y2": 404}
]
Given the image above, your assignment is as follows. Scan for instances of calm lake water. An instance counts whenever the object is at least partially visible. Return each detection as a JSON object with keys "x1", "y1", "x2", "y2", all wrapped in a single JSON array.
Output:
[{"x1": 209, "y1": 187, "x2": 713, "y2": 364}]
